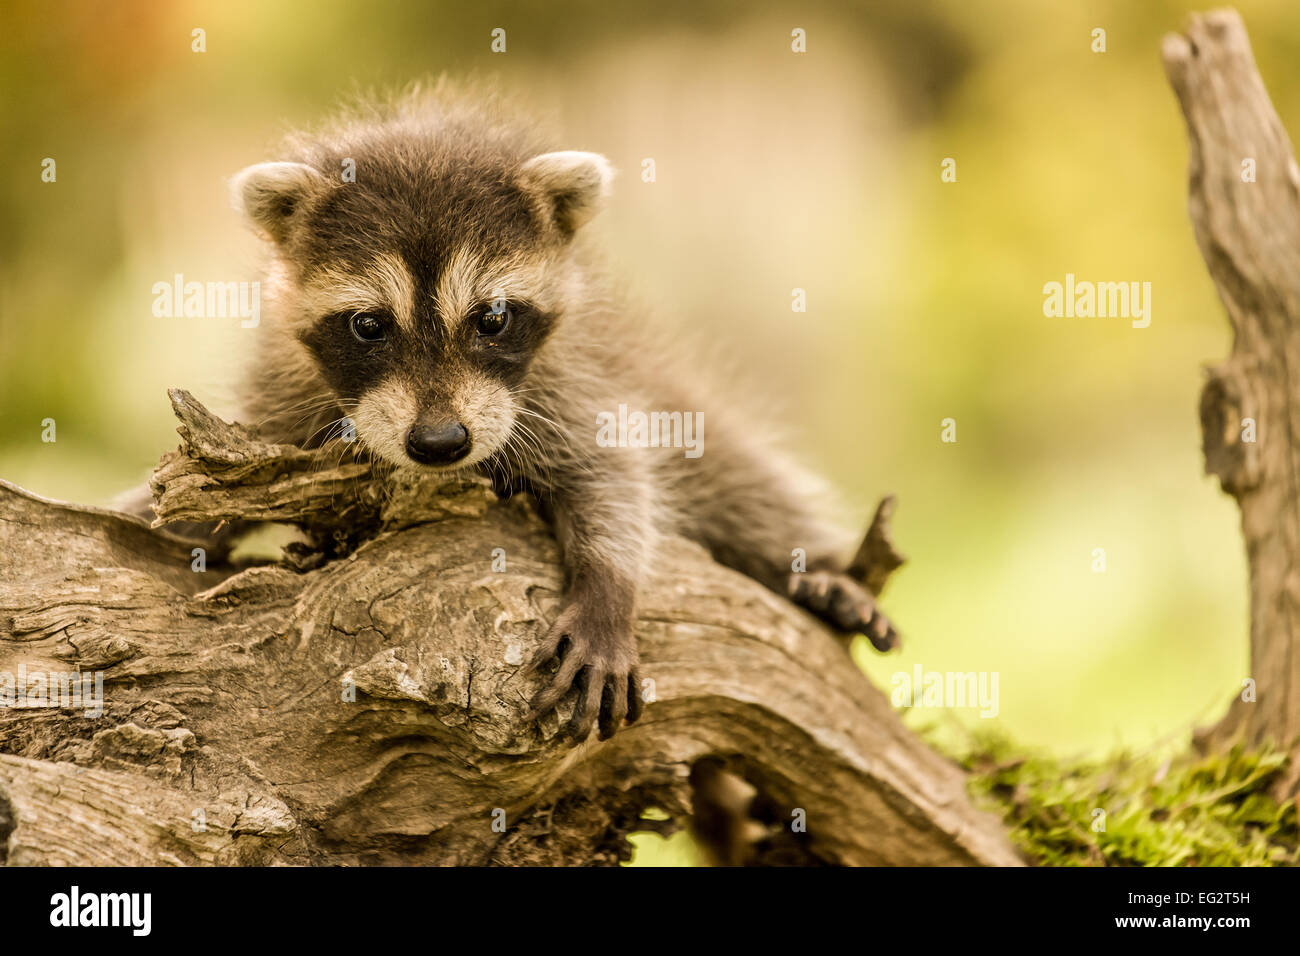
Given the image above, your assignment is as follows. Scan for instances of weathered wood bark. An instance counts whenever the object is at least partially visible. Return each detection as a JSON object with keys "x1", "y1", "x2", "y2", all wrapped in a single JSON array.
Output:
[
  {"x1": 1163, "y1": 9, "x2": 1300, "y2": 793},
  {"x1": 0, "y1": 390, "x2": 1020, "y2": 865}
]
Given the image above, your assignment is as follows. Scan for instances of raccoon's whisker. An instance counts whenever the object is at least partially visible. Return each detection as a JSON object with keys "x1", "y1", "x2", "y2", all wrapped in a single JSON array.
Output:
[
  {"x1": 302, "y1": 412, "x2": 361, "y2": 449},
  {"x1": 261, "y1": 403, "x2": 362, "y2": 452},
  {"x1": 505, "y1": 417, "x2": 538, "y2": 457},
  {"x1": 248, "y1": 396, "x2": 333, "y2": 424},
  {"x1": 496, "y1": 428, "x2": 532, "y2": 482},
  {"x1": 284, "y1": 401, "x2": 361, "y2": 436},
  {"x1": 302, "y1": 424, "x2": 356, "y2": 492},
  {"x1": 301, "y1": 429, "x2": 366, "y2": 512},
  {"x1": 513, "y1": 406, "x2": 564, "y2": 431},
  {"x1": 513, "y1": 420, "x2": 548, "y2": 462},
  {"x1": 330, "y1": 441, "x2": 360, "y2": 503},
  {"x1": 512, "y1": 405, "x2": 578, "y2": 461},
  {"x1": 481, "y1": 452, "x2": 508, "y2": 491},
  {"x1": 256, "y1": 395, "x2": 343, "y2": 418},
  {"x1": 507, "y1": 420, "x2": 552, "y2": 482},
  {"x1": 251, "y1": 396, "x2": 355, "y2": 431}
]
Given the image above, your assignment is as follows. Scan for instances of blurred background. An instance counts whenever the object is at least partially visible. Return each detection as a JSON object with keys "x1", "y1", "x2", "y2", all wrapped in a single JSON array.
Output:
[{"x1": 3, "y1": 0, "x2": 1298, "y2": 863}]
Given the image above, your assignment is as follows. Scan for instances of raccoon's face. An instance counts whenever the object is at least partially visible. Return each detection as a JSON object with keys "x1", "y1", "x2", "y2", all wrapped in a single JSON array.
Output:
[{"x1": 231, "y1": 143, "x2": 611, "y2": 470}]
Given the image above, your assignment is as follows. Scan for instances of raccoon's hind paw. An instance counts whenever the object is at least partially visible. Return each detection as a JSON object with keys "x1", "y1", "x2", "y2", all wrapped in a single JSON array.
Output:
[
  {"x1": 524, "y1": 603, "x2": 643, "y2": 741},
  {"x1": 788, "y1": 570, "x2": 899, "y2": 652}
]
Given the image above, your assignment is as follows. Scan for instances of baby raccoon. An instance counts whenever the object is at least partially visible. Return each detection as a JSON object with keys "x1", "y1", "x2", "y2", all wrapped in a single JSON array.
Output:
[{"x1": 231, "y1": 86, "x2": 897, "y2": 741}]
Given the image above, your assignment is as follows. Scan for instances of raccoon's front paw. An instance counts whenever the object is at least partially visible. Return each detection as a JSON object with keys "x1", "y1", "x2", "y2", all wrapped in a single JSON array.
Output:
[
  {"x1": 525, "y1": 602, "x2": 643, "y2": 741},
  {"x1": 788, "y1": 570, "x2": 899, "y2": 652}
]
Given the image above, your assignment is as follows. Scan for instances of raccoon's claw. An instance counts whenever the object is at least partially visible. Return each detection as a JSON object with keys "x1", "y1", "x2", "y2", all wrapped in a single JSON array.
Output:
[
  {"x1": 788, "y1": 570, "x2": 899, "y2": 652},
  {"x1": 525, "y1": 603, "x2": 642, "y2": 741}
]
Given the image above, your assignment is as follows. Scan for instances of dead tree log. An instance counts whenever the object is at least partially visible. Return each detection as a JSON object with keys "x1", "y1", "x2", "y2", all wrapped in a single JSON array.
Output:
[
  {"x1": 0, "y1": 390, "x2": 1019, "y2": 866},
  {"x1": 1163, "y1": 9, "x2": 1300, "y2": 793}
]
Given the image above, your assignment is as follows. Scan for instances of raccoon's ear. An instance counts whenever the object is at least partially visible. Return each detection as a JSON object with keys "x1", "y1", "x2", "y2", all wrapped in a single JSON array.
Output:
[
  {"x1": 230, "y1": 161, "x2": 327, "y2": 243},
  {"x1": 517, "y1": 151, "x2": 614, "y2": 236}
]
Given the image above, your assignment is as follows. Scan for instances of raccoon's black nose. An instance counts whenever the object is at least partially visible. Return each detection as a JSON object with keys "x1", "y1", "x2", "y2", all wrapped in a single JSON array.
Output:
[{"x1": 405, "y1": 423, "x2": 471, "y2": 465}]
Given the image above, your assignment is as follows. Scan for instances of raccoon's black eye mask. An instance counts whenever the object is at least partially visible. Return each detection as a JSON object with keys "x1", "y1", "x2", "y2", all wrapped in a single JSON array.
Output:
[
  {"x1": 327, "y1": 302, "x2": 518, "y2": 347},
  {"x1": 301, "y1": 297, "x2": 555, "y2": 395}
]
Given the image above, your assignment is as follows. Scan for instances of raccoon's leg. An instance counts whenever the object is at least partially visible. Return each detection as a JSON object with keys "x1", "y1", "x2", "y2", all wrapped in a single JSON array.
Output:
[
  {"x1": 786, "y1": 569, "x2": 897, "y2": 652},
  {"x1": 524, "y1": 469, "x2": 652, "y2": 740},
  {"x1": 674, "y1": 446, "x2": 899, "y2": 652}
]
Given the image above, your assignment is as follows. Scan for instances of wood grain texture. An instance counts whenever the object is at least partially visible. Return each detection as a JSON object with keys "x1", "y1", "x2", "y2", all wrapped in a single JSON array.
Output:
[
  {"x1": 1163, "y1": 8, "x2": 1300, "y2": 792},
  {"x1": 0, "y1": 395, "x2": 1019, "y2": 866}
]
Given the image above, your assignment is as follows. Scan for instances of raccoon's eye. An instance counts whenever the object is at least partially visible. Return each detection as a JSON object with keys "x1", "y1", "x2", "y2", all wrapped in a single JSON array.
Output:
[
  {"x1": 349, "y1": 312, "x2": 387, "y2": 343},
  {"x1": 476, "y1": 305, "x2": 511, "y2": 336}
]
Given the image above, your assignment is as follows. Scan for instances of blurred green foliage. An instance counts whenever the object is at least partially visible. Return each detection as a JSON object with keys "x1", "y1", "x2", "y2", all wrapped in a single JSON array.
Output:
[{"x1": 4, "y1": 0, "x2": 1299, "y2": 866}]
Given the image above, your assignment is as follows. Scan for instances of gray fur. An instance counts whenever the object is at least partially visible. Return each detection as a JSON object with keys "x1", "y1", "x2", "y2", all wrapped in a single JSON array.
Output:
[{"x1": 231, "y1": 82, "x2": 896, "y2": 740}]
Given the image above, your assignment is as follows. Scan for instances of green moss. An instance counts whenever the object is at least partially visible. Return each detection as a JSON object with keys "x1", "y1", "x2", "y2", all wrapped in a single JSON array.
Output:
[{"x1": 954, "y1": 730, "x2": 1298, "y2": 867}]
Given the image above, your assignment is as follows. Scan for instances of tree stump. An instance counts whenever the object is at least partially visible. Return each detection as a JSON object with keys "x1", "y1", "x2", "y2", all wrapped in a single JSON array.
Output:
[{"x1": 1163, "y1": 8, "x2": 1300, "y2": 794}]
